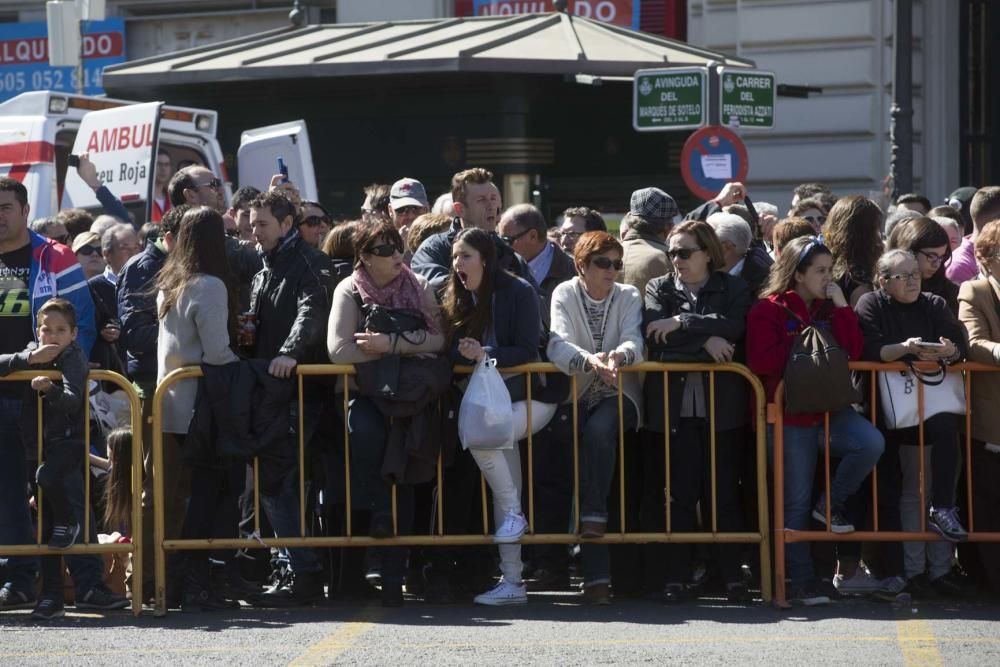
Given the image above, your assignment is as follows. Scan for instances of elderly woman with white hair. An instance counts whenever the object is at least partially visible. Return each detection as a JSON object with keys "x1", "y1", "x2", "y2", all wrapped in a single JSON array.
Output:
[{"x1": 706, "y1": 212, "x2": 772, "y2": 296}]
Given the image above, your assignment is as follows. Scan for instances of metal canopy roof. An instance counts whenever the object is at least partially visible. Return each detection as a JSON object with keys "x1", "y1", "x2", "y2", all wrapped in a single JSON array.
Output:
[{"x1": 103, "y1": 13, "x2": 754, "y2": 88}]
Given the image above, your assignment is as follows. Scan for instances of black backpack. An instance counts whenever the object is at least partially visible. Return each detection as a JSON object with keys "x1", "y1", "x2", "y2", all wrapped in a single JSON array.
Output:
[{"x1": 780, "y1": 305, "x2": 861, "y2": 415}]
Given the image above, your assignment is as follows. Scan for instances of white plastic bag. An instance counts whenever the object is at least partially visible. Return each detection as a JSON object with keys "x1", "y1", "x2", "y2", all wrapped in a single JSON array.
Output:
[{"x1": 458, "y1": 357, "x2": 514, "y2": 450}]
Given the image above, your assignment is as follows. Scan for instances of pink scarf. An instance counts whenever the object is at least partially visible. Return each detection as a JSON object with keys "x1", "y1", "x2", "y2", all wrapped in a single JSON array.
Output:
[{"x1": 353, "y1": 264, "x2": 438, "y2": 334}]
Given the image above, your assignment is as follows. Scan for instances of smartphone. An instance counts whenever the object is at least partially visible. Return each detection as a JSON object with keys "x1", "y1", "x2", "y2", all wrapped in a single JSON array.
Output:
[
  {"x1": 916, "y1": 341, "x2": 947, "y2": 350},
  {"x1": 277, "y1": 157, "x2": 288, "y2": 184},
  {"x1": 67, "y1": 154, "x2": 80, "y2": 168}
]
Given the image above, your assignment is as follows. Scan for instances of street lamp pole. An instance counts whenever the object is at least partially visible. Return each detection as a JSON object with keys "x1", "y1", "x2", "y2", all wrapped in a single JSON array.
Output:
[{"x1": 889, "y1": 0, "x2": 913, "y2": 199}]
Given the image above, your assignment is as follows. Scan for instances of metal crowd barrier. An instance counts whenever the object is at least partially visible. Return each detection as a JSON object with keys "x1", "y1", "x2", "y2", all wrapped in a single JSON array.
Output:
[
  {"x1": 770, "y1": 361, "x2": 1000, "y2": 607},
  {"x1": 0, "y1": 370, "x2": 144, "y2": 617},
  {"x1": 152, "y1": 361, "x2": 772, "y2": 616}
]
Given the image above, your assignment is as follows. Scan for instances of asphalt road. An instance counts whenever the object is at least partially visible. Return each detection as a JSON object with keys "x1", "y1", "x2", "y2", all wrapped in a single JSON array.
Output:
[{"x1": 2, "y1": 593, "x2": 998, "y2": 666}]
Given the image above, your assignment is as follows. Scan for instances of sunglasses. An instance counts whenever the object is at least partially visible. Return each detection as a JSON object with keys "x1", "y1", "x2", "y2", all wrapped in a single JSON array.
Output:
[
  {"x1": 590, "y1": 256, "x2": 623, "y2": 271},
  {"x1": 194, "y1": 178, "x2": 222, "y2": 191},
  {"x1": 76, "y1": 244, "x2": 101, "y2": 256},
  {"x1": 365, "y1": 242, "x2": 403, "y2": 257},
  {"x1": 300, "y1": 215, "x2": 330, "y2": 227},
  {"x1": 500, "y1": 228, "x2": 531, "y2": 245},
  {"x1": 667, "y1": 247, "x2": 702, "y2": 260},
  {"x1": 803, "y1": 215, "x2": 826, "y2": 225}
]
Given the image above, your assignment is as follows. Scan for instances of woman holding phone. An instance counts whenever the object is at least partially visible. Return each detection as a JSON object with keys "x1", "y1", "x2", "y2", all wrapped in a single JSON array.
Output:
[{"x1": 855, "y1": 249, "x2": 969, "y2": 598}]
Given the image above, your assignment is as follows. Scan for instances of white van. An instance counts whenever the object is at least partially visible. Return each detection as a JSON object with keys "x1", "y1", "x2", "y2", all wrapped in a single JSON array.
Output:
[{"x1": 0, "y1": 90, "x2": 316, "y2": 223}]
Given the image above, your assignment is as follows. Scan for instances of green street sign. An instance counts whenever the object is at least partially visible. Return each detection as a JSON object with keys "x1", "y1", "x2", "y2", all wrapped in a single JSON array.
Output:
[
  {"x1": 720, "y1": 68, "x2": 776, "y2": 129},
  {"x1": 633, "y1": 67, "x2": 707, "y2": 132}
]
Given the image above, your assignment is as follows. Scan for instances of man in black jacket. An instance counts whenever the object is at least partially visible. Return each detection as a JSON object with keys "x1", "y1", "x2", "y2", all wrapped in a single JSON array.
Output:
[
  {"x1": 248, "y1": 190, "x2": 335, "y2": 604},
  {"x1": 411, "y1": 167, "x2": 535, "y2": 294}
]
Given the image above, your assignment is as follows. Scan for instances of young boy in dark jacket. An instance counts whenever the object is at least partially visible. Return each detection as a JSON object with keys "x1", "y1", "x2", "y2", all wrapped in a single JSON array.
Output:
[{"x1": 0, "y1": 298, "x2": 88, "y2": 619}]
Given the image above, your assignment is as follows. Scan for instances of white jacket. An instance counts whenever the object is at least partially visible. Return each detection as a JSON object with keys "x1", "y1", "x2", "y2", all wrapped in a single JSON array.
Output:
[{"x1": 546, "y1": 277, "x2": 644, "y2": 426}]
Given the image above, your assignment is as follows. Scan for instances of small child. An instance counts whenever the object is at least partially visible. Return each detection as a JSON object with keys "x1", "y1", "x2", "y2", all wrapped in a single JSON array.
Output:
[{"x1": 0, "y1": 297, "x2": 89, "y2": 619}]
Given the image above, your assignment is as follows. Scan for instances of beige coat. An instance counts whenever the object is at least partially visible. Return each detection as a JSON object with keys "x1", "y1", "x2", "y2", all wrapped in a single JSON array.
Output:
[
  {"x1": 620, "y1": 230, "x2": 670, "y2": 296},
  {"x1": 958, "y1": 278, "x2": 1000, "y2": 443}
]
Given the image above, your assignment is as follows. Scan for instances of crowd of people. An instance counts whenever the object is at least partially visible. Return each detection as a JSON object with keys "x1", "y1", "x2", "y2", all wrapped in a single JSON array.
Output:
[{"x1": 2, "y1": 157, "x2": 1000, "y2": 620}]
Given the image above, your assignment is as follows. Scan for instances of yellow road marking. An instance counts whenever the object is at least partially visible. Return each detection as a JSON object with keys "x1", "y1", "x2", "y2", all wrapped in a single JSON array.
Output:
[
  {"x1": 896, "y1": 619, "x2": 943, "y2": 667},
  {"x1": 288, "y1": 606, "x2": 386, "y2": 666}
]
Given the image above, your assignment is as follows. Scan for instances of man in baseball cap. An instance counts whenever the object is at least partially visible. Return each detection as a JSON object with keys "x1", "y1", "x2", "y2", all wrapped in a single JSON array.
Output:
[
  {"x1": 620, "y1": 187, "x2": 680, "y2": 294},
  {"x1": 389, "y1": 177, "x2": 429, "y2": 239}
]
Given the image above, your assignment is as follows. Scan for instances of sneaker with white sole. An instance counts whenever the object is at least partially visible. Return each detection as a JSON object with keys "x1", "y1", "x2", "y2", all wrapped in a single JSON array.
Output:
[
  {"x1": 473, "y1": 579, "x2": 527, "y2": 606},
  {"x1": 811, "y1": 500, "x2": 854, "y2": 534},
  {"x1": 928, "y1": 506, "x2": 968, "y2": 542},
  {"x1": 494, "y1": 512, "x2": 528, "y2": 544},
  {"x1": 833, "y1": 566, "x2": 881, "y2": 594}
]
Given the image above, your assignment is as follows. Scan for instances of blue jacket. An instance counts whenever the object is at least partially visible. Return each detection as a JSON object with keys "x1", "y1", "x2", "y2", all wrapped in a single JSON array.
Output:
[
  {"x1": 116, "y1": 239, "x2": 166, "y2": 380},
  {"x1": 28, "y1": 231, "x2": 96, "y2": 355},
  {"x1": 449, "y1": 269, "x2": 542, "y2": 369}
]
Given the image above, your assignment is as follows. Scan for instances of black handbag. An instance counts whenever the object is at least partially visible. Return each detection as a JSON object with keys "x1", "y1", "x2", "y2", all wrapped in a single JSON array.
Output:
[
  {"x1": 352, "y1": 288, "x2": 427, "y2": 341},
  {"x1": 352, "y1": 288, "x2": 429, "y2": 396}
]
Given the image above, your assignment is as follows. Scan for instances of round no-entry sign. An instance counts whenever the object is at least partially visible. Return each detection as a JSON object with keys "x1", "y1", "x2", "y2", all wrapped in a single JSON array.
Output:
[{"x1": 680, "y1": 125, "x2": 749, "y2": 201}]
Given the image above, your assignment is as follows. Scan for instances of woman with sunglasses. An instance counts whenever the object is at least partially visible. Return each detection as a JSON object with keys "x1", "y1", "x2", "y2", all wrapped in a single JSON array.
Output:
[
  {"x1": 641, "y1": 220, "x2": 754, "y2": 603},
  {"x1": 747, "y1": 236, "x2": 884, "y2": 606},
  {"x1": 442, "y1": 227, "x2": 556, "y2": 607},
  {"x1": 855, "y1": 249, "x2": 968, "y2": 599},
  {"x1": 327, "y1": 220, "x2": 445, "y2": 606},
  {"x1": 888, "y1": 217, "x2": 959, "y2": 315},
  {"x1": 547, "y1": 231, "x2": 643, "y2": 605}
]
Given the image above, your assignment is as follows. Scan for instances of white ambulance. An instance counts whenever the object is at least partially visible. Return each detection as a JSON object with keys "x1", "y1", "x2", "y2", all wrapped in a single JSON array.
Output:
[{"x1": 0, "y1": 90, "x2": 316, "y2": 223}]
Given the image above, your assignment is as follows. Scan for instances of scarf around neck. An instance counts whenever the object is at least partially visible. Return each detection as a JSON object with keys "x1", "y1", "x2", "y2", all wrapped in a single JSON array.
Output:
[{"x1": 353, "y1": 263, "x2": 438, "y2": 333}]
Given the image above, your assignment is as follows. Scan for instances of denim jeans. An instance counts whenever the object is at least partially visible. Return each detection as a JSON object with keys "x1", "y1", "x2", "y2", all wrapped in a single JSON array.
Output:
[
  {"x1": 768, "y1": 407, "x2": 884, "y2": 584},
  {"x1": 578, "y1": 396, "x2": 638, "y2": 586},
  {"x1": 0, "y1": 397, "x2": 104, "y2": 596},
  {"x1": 260, "y1": 467, "x2": 322, "y2": 575},
  {"x1": 0, "y1": 397, "x2": 37, "y2": 593}
]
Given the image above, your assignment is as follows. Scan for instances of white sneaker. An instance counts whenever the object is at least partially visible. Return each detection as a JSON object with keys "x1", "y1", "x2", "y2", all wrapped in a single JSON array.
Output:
[
  {"x1": 474, "y1": 579, "x2": 527, "y2": 606},
  {"x1": 494, "y1": 512, "x2": 528, "y2": 544},
  {"x1": 833, "y1": 566, "x2": 880, "y2": 594}
]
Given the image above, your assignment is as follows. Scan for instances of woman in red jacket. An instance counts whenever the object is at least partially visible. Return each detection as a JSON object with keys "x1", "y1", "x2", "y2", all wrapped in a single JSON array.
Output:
[{"x1": 747, "y1": 236, "x2": 884, "y2": 605}]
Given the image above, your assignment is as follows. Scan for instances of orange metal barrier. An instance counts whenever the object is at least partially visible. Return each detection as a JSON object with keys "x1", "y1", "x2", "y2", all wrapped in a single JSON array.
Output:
[
  {"x1": 152, "y1": 361, "x2": 772, "y2": 615},
  {"x1": 770, "y1": 361, "x2": 1000, "y2": 607},
  {"x1": 0, "y1": 370, "x2": 143, "y2": 616}
]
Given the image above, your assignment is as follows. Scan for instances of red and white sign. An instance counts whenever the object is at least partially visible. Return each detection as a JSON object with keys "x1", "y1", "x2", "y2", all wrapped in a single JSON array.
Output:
[
  {"x1": 63, "y1": 102, "x2": 162, "y2": 213},
  {"x1": 473, "y1": 1, "x2": 639, "y2": 29},
  {"x1": 0, "y1": 32, "x2": 124, "y2": 66}
]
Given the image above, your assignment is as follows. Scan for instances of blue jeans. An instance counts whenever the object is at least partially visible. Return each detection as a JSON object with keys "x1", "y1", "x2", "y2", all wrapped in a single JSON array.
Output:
[
  {"x1": 578, "y1": 396, "x2": 638, "y2": 586},
  {"x1": 0, "y1": 397, "x2": 104, "y2": 596},
  {"x1": 260, "y1": 467, "x2": 322, "y2": 575},
  {"x1": 0, "y1": 397, "x2": 37, "y2": 593},
  {"x1": 768, "y1": 408, "x2": 885, "y2": 584}
]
